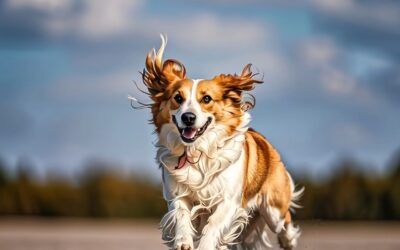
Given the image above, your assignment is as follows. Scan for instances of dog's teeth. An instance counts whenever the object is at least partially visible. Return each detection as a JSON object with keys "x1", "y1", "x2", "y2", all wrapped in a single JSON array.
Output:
[{"x1": 197, "y1": 128, "x2": 201, "y2": 132}]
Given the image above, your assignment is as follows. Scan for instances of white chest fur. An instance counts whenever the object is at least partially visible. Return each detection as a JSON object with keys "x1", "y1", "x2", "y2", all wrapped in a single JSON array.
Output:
[
  {"x1": 158, "y1": 127, "x2": 246, "y2": 208},
  {"x1": 157, "y1": 113, "x2": 250, "y2": 195},
  {"x1": 157, "y1": 113, "x2": 253, "y2": 248}
]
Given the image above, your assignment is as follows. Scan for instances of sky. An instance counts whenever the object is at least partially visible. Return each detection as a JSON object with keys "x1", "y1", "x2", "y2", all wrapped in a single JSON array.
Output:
[{"x1": 0, "y1": 0, "x2": 399, "y2": 178}]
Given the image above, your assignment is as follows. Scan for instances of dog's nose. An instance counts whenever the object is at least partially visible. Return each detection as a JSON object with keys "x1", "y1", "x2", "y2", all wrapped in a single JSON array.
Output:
[{"x1": 181, "y1": 112, "x2": 196, "y2": 126}]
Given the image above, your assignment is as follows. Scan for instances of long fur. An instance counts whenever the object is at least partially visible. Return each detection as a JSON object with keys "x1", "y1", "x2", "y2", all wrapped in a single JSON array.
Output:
[
  {"x1": 140, "y1": 35, "x2": 303, "y2": 250},
  {"x1": 158, "y1": 114, "x2": 250, "y2": 248}
]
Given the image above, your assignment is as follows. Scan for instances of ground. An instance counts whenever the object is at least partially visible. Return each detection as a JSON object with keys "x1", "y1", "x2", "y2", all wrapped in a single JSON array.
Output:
[{"x1": 0, "y1": 218, "x2": 399, "y2": 250}]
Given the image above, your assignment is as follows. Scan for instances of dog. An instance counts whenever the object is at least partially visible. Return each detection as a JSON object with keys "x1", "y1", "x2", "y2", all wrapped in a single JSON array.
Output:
[{"x1": 138, "y1": 35, "x2": 303, "y2": 250}]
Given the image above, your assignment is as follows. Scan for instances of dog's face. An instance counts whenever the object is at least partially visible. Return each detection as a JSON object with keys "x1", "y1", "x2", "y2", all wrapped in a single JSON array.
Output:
[
  {"x1": 168, "y1": 79, "x2": 214, "y2": 143},
  {"x1": 142, "y1": 37, "x2": 261, "y2": 146}
]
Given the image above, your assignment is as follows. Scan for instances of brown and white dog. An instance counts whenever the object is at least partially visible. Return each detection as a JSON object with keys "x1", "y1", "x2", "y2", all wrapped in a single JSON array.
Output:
[{"x1": 138, "y1": 35, "x2": 303, "y2": 250}]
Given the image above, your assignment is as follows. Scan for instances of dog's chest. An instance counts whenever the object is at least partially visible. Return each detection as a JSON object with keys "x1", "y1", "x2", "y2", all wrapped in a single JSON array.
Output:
[
  {"x1": 172, "y1": 150, "x2": 245, "y2": 206},
  {"x1": 158, "y1": 126, "x2": 248, "y2": 206}
]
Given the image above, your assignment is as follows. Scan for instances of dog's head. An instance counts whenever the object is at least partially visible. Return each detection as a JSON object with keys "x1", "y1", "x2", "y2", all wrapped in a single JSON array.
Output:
[{"x1": 142, "y1": 35, "x2": 262, "y2": 150}]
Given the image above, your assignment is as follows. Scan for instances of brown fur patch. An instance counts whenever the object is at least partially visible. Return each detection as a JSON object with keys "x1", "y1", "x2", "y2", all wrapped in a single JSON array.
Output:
[
  {"x1": 195, "y1": 80, "x2": 243, "y2": 135},
  {"x1": 150, "y1": 79, "x2": 193, "y2": 133},
  {"x1": 242, "y1": 129, "x2": 269, "y2": 203},
  {"x1": 142, "y1": 38, "x2": 263, "y2": 137},
  {"x1": 243, "y1": 128, "x2": 291, "y2": 216}
]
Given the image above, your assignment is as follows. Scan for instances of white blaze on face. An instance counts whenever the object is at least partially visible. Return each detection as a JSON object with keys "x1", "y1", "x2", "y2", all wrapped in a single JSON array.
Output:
[{"x1": 170, "y1": 79, "x2": 210, "y2": 140}]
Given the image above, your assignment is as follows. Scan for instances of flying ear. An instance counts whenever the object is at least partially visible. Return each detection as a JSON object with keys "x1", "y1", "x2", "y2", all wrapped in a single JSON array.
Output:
[
  {"x1": 236, "y1": 64, "x2": 263, "y2": 91},
  {"x1": 162, "y1": 59, "x2": 186, "y2": 82},
  {"x1": 215, "y1": 63, "x2": 263, "y2": 94},
  {"x1": 241, "y1": 93, "x2": 256, "y2": 111},
  {"x1": 142, "y1": 34, "x2": 186, "y2": 99}
]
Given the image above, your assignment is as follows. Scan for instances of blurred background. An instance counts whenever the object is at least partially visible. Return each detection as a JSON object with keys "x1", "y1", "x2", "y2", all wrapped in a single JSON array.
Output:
[{"x1": 0, "y1": 0, "x2": 399, "y2": 249}]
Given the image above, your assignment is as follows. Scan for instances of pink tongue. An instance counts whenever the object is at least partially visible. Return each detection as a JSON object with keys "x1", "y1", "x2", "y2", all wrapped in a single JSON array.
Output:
[
  {"x1": 176, "y1": 153, "x2": 187, "y2": 169},
  {"x1": 183, "y1": 127, "x2": 197, "y2": 139}
]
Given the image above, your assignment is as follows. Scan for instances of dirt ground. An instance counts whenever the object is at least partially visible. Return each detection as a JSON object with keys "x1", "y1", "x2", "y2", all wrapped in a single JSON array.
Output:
[{"x1": 0, "y1": 218, "x2": 399, "y2": 250}]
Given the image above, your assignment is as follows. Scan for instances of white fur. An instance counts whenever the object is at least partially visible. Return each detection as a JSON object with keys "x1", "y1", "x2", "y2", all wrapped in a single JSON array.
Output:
[
  {"x1": 278, "y1": 223, "x2": 301, "y2": 250},
  {"x1": 240, "y1": 173, "x2": 303, "y2": 250},
  {"x1": 263, "y1": 205, "x2": 285, "y2": 234},
  {"x1": 171, "y1": 79, "x2": 209, "y2": 130},
  {"x1": 239, "y1": 215, "x2": 273, "y2": 250},
  {"x1": 156, "y1": 78, "x2": 302, "y2": 249},
  {"x1": 157, "y1": 110, "x2": 303, "y2": 249},
  {"x1": 288, "y1": 172, "x2": 305, "y2": 211},
  {"x1": 158, "y1": 109, "x2": 250, "y2": 249}
]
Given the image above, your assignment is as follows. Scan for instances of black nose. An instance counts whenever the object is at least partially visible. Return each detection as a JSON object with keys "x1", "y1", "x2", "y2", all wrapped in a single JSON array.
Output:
[{"x1": 181, "y1": 112, "x2": 196, "y2": 126}]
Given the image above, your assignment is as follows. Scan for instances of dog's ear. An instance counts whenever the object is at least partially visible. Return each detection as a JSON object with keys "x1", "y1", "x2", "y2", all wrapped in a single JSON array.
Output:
[
  {"x1": 162, "y1": 59, "x2": 186, "y2": 82},
  {"x1": 236, "y1": 64, "x2": 263, "y2": 91},
  {"x1": 215, "y1": 64, "x2": 263, "y2": 95},
  {"x1": 142, "y1": 35, "x2": 186, "y2": 99}
]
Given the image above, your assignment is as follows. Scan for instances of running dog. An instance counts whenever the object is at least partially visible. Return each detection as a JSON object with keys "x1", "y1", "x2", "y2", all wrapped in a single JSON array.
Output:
[{"x1": 138, "y1": 35, "x2": 303, "y2": 250}]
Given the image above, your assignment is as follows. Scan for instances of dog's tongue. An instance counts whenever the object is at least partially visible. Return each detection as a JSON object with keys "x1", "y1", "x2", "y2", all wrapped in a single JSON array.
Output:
[
  {"x1": 175, "y1": 153, "x2": 187, "y2": 169},
  {"x1": 182, "y1": 127, "x2": 197, "y2": 139}
]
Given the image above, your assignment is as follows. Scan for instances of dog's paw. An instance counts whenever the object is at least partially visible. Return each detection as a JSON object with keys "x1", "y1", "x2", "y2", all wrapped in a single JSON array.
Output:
[{"x1": 174, "y1": 235, "x2": 193, "y2": 250}]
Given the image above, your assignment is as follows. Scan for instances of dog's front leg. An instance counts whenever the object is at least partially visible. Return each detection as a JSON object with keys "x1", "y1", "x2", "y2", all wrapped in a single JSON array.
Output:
[
  {"x1": 197, "y1": 201, "x2": 245, "y2": 250},
  {"x1": 160, "y1": 169, "x2": 195, "y2": 249},
  {"x1": 170, "y1": 198, "x2": 194, "y2": 250}
]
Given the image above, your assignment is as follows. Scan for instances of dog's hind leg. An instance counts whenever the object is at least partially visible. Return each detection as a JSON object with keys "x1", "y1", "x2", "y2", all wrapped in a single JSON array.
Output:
[
  {"x1": 277, "y1": 173, "x2": 304, "y2": 250},
  {"x1": 258, "y1": 200, "x2": 300, "y2": 250},
  {"x1": 277, "y1": 212, "x2": 301, "y2": 250},
  {"x1": 238, "y1": 211, "x2": 273, "y2": 250},
  {"x1": 258, "y1": 168, "x2": 303, "y2": 249}
]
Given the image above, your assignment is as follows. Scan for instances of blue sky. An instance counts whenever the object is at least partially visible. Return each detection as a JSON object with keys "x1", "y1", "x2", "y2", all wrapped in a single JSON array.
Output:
[{"x1": 0, "y1": 0, "x2": 399, "y2": 178}]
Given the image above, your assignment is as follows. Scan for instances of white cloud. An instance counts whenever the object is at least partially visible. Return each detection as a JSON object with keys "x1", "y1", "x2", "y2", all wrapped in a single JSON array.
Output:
[
  {"x1": 320, "y1": 67, "x2": 356, "y2": 95},
  {"x1": 175, "y1": 13, "x2": 268, "y2": 50},
  {"x1": 308, "y1": 0, "x2": 353, "y2": 11},
  {"x1": 297, "y1": 37, "x2": 358, "y2": 95},
  {"x1": 6, "y1": 0, "x2": 72, "y2": 12},
  {"x1": 349, "y1": 51, "x2": 392, "y2": 77},
  {"x1": 330, "y1": 122, "x2": 371, "y2": 149},
  {"x1": 300, "y1": 37, "x2": 336, "y2": 64},
  {"x1": 74, "y1": 0, "x2": 141, "y2": 38},
  {"x1": 309, "y1": 0, "x2": 400, "y2": 31},
  {"x1": 141, "y1": 12, "x2": 271, "y2": 51},
  {"x1": 7, "y1": 0, "x2": 142, "y2": 39},
  {"x1": 6, "y1": 0, "x2": 269, "y2": 48},
  {"x1": 47, "y1": 69, "x2": 137, "y2": 102}
]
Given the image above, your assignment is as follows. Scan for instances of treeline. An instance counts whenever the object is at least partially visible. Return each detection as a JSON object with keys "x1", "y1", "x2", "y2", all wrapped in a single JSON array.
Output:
[
  {"x1": 296, "y1": 157, "x2": 400, "y2": 220},
  {"x1": 0, "y1": 153, "x2": 399, "y2": 220},
  {"x1": 0, "y1": 161, "x2": 166, "y2": 218}
]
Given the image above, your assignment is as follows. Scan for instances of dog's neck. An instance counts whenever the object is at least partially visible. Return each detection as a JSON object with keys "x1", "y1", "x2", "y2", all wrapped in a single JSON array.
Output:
[{"x1": 156, "y1": 113, "x2": 250, "y2": 184}]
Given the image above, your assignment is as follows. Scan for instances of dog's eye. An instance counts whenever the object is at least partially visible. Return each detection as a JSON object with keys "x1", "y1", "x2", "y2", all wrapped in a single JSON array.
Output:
[
  {"x1": 174, "y1": 94, "x2": 183, "y2": 104},
  {"x1": 202, "y1": 95, "x2": 212, "y2": 104}
]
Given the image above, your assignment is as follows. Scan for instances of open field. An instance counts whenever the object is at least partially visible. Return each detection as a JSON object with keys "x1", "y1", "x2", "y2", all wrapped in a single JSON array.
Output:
[{"x1": 0, "y1": 218, "x2": 399, "y2": 250}]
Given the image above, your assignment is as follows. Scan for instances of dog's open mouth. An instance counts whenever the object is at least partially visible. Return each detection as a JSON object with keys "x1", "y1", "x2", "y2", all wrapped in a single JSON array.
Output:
[{"x1": 173, "y1": 117, "x2": 212, "y2": 143}]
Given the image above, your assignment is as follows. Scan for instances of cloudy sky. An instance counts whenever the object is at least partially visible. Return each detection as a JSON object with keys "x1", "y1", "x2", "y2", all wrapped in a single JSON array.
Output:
[{"x1": 0, "y1": 0, "x2": 399, "y2": 178}]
